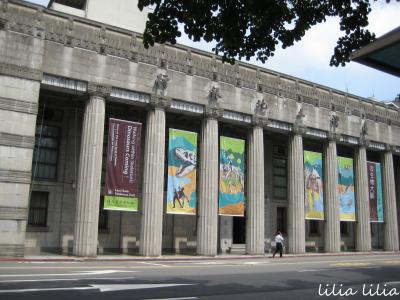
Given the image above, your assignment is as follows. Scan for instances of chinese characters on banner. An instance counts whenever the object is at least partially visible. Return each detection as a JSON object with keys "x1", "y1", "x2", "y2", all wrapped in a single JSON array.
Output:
[
  {"x1": 104, "y1": 118, "x2": 142, "y2": 211},
  {"x1": 166, "y1": 129, "x2": 198, "y2": 215},
  {"x1": 303, "y1": 151, "x2": 324, "y2": 220},
  {"x1": 219, "y1": 136, "x2": 245, "y2": 216},
  {"x1": 367, "y1": 162, "x2": 384, "y2": 222}
]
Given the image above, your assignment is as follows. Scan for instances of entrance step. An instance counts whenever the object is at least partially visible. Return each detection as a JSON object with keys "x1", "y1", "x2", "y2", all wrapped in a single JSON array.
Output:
[{"x1": 229, "y1": 244, "x2": 246, "y2": 255}]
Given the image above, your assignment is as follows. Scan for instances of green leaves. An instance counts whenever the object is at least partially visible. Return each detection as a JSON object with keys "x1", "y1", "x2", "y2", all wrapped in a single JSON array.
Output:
[{"x1": 138, "y1": 0, "x2": 398, "y2": 66}]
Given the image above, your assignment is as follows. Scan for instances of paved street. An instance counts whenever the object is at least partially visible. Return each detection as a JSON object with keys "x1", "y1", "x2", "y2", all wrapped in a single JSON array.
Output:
[{"x1": 1, "y1": 253, "x2": 400, "y2": 299}]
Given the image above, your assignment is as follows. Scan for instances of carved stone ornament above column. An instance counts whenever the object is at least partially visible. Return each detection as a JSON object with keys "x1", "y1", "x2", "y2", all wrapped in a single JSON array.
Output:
[
  {"x1": 87, "y1": 82, "x2": 111, "y2": 98},
  {"x1": 153, "y1": 73, "x2": 170, "y2": 97},
  {"x1": 293, "y1": 106, "x2": 306, "y2": 134},
  {"x1": 330, "y1": 113, "x2": 339, "y2": 133},
  {"x1": 208, "y1": 86, "x2": 222, "y2": 105},
  {"x1": 149, "y1": 94, "x2": 171, "y2": 110},
  {"x1": 254, "y1": 97, "x2": 268, "y2": 117},
  {"x1": 360, "y1": 116, "x2": 368, "y2": 145}
]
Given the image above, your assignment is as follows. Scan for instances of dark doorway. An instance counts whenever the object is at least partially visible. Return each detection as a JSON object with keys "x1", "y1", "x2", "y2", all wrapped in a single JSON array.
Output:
[{"x1": 233, "y1": 216, "x2": 246, "y2": 244}]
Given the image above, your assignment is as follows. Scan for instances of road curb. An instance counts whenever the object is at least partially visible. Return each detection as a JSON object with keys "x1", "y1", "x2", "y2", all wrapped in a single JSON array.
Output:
[{"x1": 0, "y1": 251, "x2": 398, "y2": 263}]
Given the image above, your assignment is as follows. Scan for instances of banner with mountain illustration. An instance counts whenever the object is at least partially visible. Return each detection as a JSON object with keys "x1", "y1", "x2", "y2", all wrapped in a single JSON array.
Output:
[
  {"x1": 337, "y1": 156, "x2": 356, "y2": 221},
  {"x1": 219, "y1": 136, "x2": 245, "y2": 216},
  {"x1": 166, "y1": 129, "x2": 198, "y2": 215},
  {"x1": 304, "y1": 150, "x2": 324, "y2": 220},
  {"x1": 104, "y1": 118, "x2": 142, "y2": 211},
  {"x1": 367, "y1": 162, "x2": 384, "y2": 222}
]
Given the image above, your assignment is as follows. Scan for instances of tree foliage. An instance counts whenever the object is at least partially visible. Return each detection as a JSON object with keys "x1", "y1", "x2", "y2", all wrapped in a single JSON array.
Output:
[{"x1": 137, "y1": 0, "x2": 398, "y2": 66}]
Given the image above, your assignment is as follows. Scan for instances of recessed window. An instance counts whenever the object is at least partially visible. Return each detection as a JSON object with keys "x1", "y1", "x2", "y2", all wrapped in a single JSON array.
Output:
[
  {"x1": 28, "y1": 191, "x2": 49, "y2": 227},
  {"x1": 32, "y1": 125, "x2": 60, "y2": 180},
  {"x1": 309, "y1": 220, "x2": 319, "y2": 235},
  {"x1": 98, "y1": 197, "x2": 109, "y2": 230},
  {"x1": 32, "y1": 107, "x2": 63, "y2": 181},
  {"x1": 277, "y1": 207, "x2": 287, "y2": 234},
  {"x1": 340, "y1": 222, "x2": 348, "y2": 235},
  {"x1": 273, "y1": 156, "x2": 287, "y2": 200}
]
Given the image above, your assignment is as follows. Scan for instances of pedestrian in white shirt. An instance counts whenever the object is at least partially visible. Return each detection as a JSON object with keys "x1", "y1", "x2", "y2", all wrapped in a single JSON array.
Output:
[{"x1": 273, "y1": 231, "x2": 284, "y2": 258}]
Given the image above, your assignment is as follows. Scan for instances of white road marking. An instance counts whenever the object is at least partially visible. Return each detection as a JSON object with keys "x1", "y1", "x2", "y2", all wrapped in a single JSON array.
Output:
[
  {"x1": 0, "y1": 287, "x2": 95, "y2": 293},
  {"x1": 146, "y1": 297, "x2": 198, "y2": 300},
  {"x1": 0, "y1": 283, "x2": 195, "y2": 293},
  {"x1": 0, "y1": 270, "x2": 137, "y2": 277},
  {"x1": 243, "y1": 261, "x2": 267, "y2": 265},
  {"x1": 385, "y1": 282, "x2": 400, "y2": 285},
  {"x1": 138, "y1": 262, "x2": 171, "y2": 267},
  {"x1": 191, "y1": 261, "x2": 226, "y2": 265},
  {"x1": 91, "y1": 283, "x2": 194, "y2": 292},
  {"x1": 298, "y1": 266, "x2": 379, "y2": 272},
  {"x1": 0, "y1": 277, "x2": 136, "y2": 283}
]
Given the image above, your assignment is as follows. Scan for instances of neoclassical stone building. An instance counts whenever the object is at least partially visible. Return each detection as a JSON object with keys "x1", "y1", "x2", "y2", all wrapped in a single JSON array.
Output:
[{"x1": 1, "y1": 0, "x2": 399, "y2": 257}]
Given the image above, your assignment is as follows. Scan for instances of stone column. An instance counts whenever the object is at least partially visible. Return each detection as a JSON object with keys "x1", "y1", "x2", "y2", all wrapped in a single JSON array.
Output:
[
  {"x1": 197, "y1": 108, "x2": 219, "y2": 256},
  {"x1": 139, "y1": 96, "x2": 168, "y2": 256},
  {"x1": 323, "y1": 139, "x2": 340, "y2": 253},
  {"x1": 287, "y1": 133, "x2": 305, "y2": 254},
  {"x1": 246, "y1": 125, "x2": 265, "y2": 255},
  {"x1": 354, "y1": 146, "x2": 371, "y2": 252},
  {"x1": 382, "y1": 150, "x2": 399, "y2": 251},
  {"x1": 73, "y1": 83, "x2": 109, "y2": 257}
]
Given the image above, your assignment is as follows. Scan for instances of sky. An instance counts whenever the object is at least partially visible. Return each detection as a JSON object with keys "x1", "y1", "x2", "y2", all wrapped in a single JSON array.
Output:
[{"x1": 25, "y1": 0, "x2": 400, "y2": 101}]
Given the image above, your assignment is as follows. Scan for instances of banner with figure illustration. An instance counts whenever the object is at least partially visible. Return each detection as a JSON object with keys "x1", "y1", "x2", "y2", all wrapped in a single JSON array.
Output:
[
  {"x1": 219, "y1": 136, "x2": 245, "y2": 216},
  {"x1": 367, "y1": 162, "x2": 384, "y2": 222},
  {"x1": 166, "y1": 129, "x2": 198, "y2": 215},
  {"x1": 304, "y1": 151, "x2": 324, "y2": 220},
  {"x1": 104, "y1": 118, "x2": 142, "y2": 211},
  {"x1": 337, "y1": 157, "x2": 356, "y2": 221}
]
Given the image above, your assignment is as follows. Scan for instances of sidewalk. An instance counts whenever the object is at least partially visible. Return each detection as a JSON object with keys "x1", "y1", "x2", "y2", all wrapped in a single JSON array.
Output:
[{"x1": 0, "y1": 250, "x2": 397, "y2": 262}]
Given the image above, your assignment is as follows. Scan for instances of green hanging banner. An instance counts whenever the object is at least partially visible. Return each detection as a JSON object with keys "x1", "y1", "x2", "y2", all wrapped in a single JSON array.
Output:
[
  {"x1": 219, "y1": 136, "x2": 245, "y2": 216},
  {"x1": 304, "y1": 150, "x2": 324, "y2": 220}
]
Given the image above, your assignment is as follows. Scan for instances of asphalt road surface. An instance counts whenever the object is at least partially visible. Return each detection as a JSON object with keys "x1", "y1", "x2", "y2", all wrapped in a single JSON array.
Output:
[{"x1": 1, "y1": 254, "x2": 400, "y2": 299}]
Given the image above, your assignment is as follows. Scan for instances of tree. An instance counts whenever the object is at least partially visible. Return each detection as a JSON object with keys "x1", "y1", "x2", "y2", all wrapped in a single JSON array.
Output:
[{"x1": 137, "y1": 0, "x2": 398, "y2": 66}]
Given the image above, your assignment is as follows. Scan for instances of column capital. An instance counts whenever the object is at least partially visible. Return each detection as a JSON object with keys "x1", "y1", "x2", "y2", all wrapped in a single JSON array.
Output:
[
  {"x1": 359, "y1": 136, "x2": 370, "y2": 148},
  {"x1": 251, "y1": 114, "x2": 268, "y2": 128},
  {"x1": 204, "y1": 104, "x2": 223, "y2": 120},
  {"x1": 87, "y1": 82, "x2": 111, "y2": 98},
  {"x1": 149, "y1": 94, "x2": 171, "y2": 110},
  {"x1": 292, "y1": 124, "x2": 307, "y2": 136},
  {"x1": 327, "y1": 131, "x2": 340, "y2": 142},
  {"x1": 385, "y1": 144, "x2": 395, "y2": 153}
]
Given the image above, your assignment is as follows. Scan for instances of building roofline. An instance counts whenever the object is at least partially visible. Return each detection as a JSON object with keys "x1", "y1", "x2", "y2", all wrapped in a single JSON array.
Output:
[{"x1": 15, "y1": 0, "x2": 398, "y2": 110}]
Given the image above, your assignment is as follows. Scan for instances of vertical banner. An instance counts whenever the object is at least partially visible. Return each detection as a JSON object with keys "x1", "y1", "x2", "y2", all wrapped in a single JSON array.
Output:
[
  {"x1": 219, "y1": 136, "x2": 245, "y2": 216},
  {"x1": 367, "y1": 162, "x2": 384, "y2": 222},
  {"x1": 166, "y1": 129, "x2": 198, "y2": 215},
  {"x1": 337, "y1": 157, "x2": 356, "y2": 221},
  {"x1": 104, "y1": 118, "x2": 142, "y2": 211},
  {"x1": 303, "y1": 151, "x2": 324, "y2": 220}
]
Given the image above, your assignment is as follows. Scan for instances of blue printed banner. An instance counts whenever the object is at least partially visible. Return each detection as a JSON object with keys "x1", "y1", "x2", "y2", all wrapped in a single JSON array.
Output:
[
  {"x1": 367, "y1": 162, "x2": 384, "y2": 222},
  {"x1": 166, "y1": 129, "x2": 197, "y2": 215}
]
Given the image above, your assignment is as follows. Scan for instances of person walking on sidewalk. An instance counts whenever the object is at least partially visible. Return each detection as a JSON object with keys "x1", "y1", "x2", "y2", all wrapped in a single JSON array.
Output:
[{"x1": 273, "y1": 231, "x2": 284, "y2": 258}]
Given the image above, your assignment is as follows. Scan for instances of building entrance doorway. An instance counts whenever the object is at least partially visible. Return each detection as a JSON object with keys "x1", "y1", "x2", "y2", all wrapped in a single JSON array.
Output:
[{"x1": 233, "y1": 216, "x2": 246, "y2": 244}]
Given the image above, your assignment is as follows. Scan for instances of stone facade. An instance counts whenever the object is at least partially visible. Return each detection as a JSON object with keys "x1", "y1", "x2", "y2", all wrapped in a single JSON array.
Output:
[{"x1": 0, "y1": 0, "x2": 399, "y2": 257}]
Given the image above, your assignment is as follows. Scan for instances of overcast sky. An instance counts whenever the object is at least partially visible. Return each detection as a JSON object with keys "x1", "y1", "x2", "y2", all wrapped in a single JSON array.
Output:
[{"x1": 25, "y1": 0, "x2": 399, "y2": 101}]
